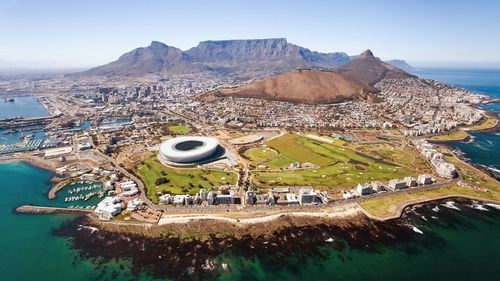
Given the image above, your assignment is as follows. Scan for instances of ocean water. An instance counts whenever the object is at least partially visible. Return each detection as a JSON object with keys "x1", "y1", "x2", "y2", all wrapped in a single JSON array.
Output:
[
  {"x1": 415, "y1": 68, "x2": 500, "y2": 172},
  {"x1": 0, "y1": 96, "x2": 49, "y2": 144},
  {"x1": 1, "y1": 68, "x2": 499, "y2": 281},
  {"x1": 1, "y1": 162, "x2": 499, "y2": 281},
  {"x1": 0, "y1": 96, "x2": 49, "y2": 119},
  {"x1": 0, "y1": 162, "x2": 158, "y2": 281}
]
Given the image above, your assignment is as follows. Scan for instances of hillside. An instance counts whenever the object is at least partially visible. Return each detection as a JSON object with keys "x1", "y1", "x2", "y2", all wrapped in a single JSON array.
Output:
[
  {"x1": 75, "y1": 38, "x2": 350, "y2": 77},
  {"x1": 339, "y1": 50, "x2": 415, "y2": 85},
  {"x1": 198, "y1": 70, "x2": 379, "y2": 104}
]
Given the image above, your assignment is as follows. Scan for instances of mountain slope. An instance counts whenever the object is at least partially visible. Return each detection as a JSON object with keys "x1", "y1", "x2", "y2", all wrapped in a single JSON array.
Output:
[
  {"x1": 385, "y1": 59, "x2": 415, "y2": 72},
  {"x1": 79, "y1": 41, "x2": 184, "y2": 76},
  {"x1": 339, "y1": 50, "x2": 415, "y2": 85},
  {"x1": 198, "y1": 70, "x2": 378, "y2": 104},
  {"x1": 75, "y1": 38, "x2": 351, "y2": 76}
]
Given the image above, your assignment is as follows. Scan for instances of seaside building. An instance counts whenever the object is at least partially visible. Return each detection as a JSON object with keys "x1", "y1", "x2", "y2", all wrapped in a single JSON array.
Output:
[
  {"x1": 342, "y1": 190, "x2": 355, "y2": 199},
  {"x1": 404, "y1": 176, "x2": 418, "y2": 187},
  {"x1": 285, "y1": 193, "x2": 299, "y2": 204},
  {"x1": 356, "y1": 183, "x2": 373, "y2": 195},
  {"x1": 431, "y1": 158, "x2": 457, "y2": 179},
  {"x1": 120, "y1": 180, "x2": 139, "y2": 196},
  {"x1": 266, "y1": 191, "x2": 277, "y2": 205},
  {"x1": 173, "y1": 195, "x2": 188, "y2": 205},
  {"x1": 388, "y1": 179, "x2": 407, "y2": 190},
  {"x1": 417, "y1": 174, "x2": 433, "y2": 185},
  {"x1": 126, "y1": 198, "x2": 144, "y2": 211},
  {"x1": 371, "y1": 181, "x2": 385, "y2": 192},
  {"x1": 216, "y1": 194, "x2": 241, "y2": 205},
  {"x1": 245, "y1": 190, "x2": 257, "y2": 205},
  {"x1": 414, "y1": 139, "x2": 457, "y2": 179},
  {"x1": 44, "y1": 146, "x2": 72, "y2": 158},
  {"x1": 298, "y1": 188, "x2": 317, "y2": 204},
  {"x1": 199, "y1": 189, "x2": 207, "y2": 201},
  {"x1": 207, "y1": 191, "x2": 217, "y2": 205},
  {"x1": 95, "y1": 196, "x2": 122, "y2": 220},
  {"x1": 159, "y1": 194, "x2": 173, "y2": 204}
]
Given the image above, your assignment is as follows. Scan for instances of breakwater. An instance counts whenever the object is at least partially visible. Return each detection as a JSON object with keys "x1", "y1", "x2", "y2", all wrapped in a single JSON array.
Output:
[{"x1": 16, "y1": 205, "x2": 93, "y2": 215}]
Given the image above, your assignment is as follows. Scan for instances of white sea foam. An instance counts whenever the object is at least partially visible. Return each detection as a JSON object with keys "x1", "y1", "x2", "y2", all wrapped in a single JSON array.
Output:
[
  {"x1": 441, "y1": 201, "x2": 461, "y2": 211},
  {"x1": 486, "y1": 203, "x2": 500, "y2": 210},
  {"x1": 411, "y1": 226, "x2": 424, "y2": 234},
  {"x1": 77, "y1": 224, "x2": 99, "y2": 234}
]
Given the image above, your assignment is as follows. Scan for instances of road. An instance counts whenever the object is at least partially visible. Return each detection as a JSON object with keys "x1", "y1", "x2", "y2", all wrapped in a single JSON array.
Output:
[{"x1": 94, "y1": 149, "x2": 162, "y2": 210}]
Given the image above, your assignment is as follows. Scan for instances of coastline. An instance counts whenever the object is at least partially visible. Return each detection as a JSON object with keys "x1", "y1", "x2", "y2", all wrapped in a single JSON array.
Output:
[
  {"x1": 5, "y1": 152, "x2": 499, "y2": 229},
  {"x1": 0, "y1": 154, "x2": 60, "y2": 173},
  {"x1": 52, "y1": 197, "x2": 500, "y2": 281}
]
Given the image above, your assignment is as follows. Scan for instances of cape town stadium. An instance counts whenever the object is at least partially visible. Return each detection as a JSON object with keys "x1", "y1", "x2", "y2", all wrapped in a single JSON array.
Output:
[{"x1": 159, "y1": 136, "x2": 219, "y2": 164}]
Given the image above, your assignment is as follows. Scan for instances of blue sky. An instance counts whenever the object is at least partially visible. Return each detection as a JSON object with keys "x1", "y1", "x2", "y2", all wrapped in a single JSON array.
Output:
[{"x1": 1, "y1": 0, "x2": 499, "y2": 68}]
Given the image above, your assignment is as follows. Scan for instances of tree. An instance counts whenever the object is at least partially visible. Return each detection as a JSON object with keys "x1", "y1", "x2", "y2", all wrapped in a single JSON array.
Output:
[{"x1": 155, "y1": 177, "x2": 169, "y2": 185}]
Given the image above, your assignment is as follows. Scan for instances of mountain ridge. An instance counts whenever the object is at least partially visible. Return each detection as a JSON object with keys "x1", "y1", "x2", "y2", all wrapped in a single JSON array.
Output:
[
  {"x1": 197, "y1": 49, "x2": 415, "y2": 105},
  {"x1": 75, "y1": 38, "x2": 411, "y2": 77}
]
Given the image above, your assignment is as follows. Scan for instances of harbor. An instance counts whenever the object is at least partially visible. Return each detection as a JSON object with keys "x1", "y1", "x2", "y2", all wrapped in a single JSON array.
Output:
[{"x1": 53, "y1": 181, "x2": 105, "y2": 209}]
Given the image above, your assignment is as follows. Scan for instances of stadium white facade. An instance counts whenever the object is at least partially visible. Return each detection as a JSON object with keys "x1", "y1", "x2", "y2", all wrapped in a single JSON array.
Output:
[{"x1": 159, "y1": 136, "x2": 219, "y2": 164}]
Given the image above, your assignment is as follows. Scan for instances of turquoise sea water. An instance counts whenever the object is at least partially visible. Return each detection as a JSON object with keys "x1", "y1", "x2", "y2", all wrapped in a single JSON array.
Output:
[
  {"x1": 0, "y1": 68, "x2": 499, "y2": 281},
  {"x1": 0, "y1": 162, "x2": 159, "y2": 281},
  {"x1": 0, "y1": 162, "x2": 498, "y2": 281},
  {"x1": 0, "y1": 96, "x2": 49, "y2": 119}
]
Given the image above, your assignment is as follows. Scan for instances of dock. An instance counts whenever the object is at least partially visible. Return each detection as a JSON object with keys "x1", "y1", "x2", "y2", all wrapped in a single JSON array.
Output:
[{"x1": 15, "y1": 205, "x2": 93, "y2": 215}]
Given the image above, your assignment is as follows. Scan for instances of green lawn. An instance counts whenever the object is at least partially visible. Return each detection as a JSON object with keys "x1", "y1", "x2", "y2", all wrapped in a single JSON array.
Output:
[
  {"x1": 135, "y1": 156, "x2": 237, "y2": 203},
  {"x1": 253, "y1": 134, "x2": 416, "y2": 188},
  {"x1": 467, "y1": 117, "x2": 498, "y2": 131},
  {"x1": 245, "y1": 147, "x2": 279, "y2": 164},
  {"x1": 168, "y1": 124, "x2": 192, "y2": 135},
  {"x1": 352, "y1": 143, "x2": 432, "y2": 173},
  {"x1": 429, "y1": 130, "x2": 469, "y2": 141},
  {"x1": 254, "y1": 161, "x2": 413, "y2": 188},
  {"x1": 262, "y1": 155, "x2": 296, "y2": 169},
  {"x1": 360, "y1": 185, "x2": 500, "y2": 219},
  {"x1": 266, "y1": 134, "x2": 334, "y2": 166}
]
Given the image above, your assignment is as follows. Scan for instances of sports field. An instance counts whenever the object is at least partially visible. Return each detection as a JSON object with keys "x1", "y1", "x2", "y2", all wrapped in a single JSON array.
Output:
[
  {"x1": 168, "y1": 124, "x2": 192, "y2": 134},
  {"x1": 252, "y1": 134, "x2": 416, "y2": 188},
  {"x1": 245, "y1": 147, "x2": 279, "y2": 164},
  {"x1": 135, "y1": 156, "x2": 237, "y2": 203}
]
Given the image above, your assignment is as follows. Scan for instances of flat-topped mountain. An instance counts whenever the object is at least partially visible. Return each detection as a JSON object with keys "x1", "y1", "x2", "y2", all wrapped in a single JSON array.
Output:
[
  {"x1": 76, "y1": 39, "x2": 414, "y2": 77},
  {"x1": 339, "y1": 50, "x2": 415, "y2": 85},
  {"x1": 198, "y1": 70, "x2": 378, "y2": 104},
  {"x1": 198, "y1": 50, "x2": 417, "y2": 105}
]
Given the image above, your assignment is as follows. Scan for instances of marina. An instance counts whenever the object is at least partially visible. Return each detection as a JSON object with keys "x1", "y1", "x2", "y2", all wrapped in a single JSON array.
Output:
[{"x1": 51, "y1": 181, "x2": 105, "y2": 209}]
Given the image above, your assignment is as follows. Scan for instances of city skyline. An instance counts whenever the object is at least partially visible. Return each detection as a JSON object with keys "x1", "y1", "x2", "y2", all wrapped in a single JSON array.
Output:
[{"x1": 1, "y1": 0, "x2": 500, "y2": 69}]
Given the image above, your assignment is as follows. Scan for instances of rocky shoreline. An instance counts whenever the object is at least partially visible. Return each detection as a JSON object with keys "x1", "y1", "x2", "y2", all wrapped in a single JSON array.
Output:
[
  {"x1": 51, "y1": 198, "x2": 500, "y2": 281},
  {"x1": 53, "y1": 214, "x2": 410, "y2": 280}
]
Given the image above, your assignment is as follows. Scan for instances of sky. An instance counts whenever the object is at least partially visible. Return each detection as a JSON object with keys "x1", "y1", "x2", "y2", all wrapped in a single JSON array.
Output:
[{"x1": 1, "y1": 0, "x2": 499, "y2": 69}]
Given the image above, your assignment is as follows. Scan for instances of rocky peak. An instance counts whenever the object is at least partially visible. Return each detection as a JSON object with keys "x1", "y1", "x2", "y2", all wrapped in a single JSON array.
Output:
[{"x1": 358, "y1": 49, "x2": 375, "y2": 59}]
